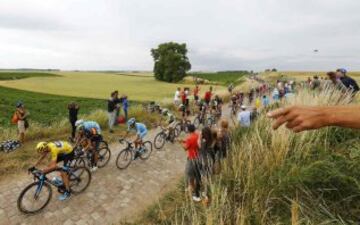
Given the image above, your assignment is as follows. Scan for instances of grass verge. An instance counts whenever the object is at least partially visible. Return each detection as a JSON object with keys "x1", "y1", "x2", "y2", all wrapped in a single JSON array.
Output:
[{"x1": 124, "y1": 87, "x2": 360, "y2": 224}]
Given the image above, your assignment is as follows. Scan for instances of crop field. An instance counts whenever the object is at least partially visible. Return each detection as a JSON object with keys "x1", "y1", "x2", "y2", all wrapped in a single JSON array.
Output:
[
  {"x1": 0, "y1": 71, "x2": 224, "y2": 102},
  {"x1": 0, "y1": 86, "x2": 106, "y2": 127},
  {"x1": 189, "y1": 71, "x2": 248, "y2": 85}
]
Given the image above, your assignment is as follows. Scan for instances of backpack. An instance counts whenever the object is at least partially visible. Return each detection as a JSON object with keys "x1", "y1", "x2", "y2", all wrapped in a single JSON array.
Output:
[{"x1": 11, "y1": 112, "x2": 19, "y2": 124}]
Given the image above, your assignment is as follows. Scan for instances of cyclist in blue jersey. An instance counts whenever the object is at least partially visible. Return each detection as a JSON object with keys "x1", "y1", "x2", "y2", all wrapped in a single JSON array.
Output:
[
  {"x1": 75, "y1": 119, "x2": 102, "y2": 172},
  {"x1": 127, "y1": 118, "x2": 148, "y2": 158}
]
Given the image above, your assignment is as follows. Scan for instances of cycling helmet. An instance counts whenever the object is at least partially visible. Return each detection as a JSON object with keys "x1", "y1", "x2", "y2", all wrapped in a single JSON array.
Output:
[
  {"x1": 162, "y1": 109, "x2": 169, "y2": 116},
  {"x1": 75, "y1": 119, "x2": 84, "y2": 127},
  {"x1": 16, "y1": 101, "x2": 23, "y2": 108},
  {"x1": 127, "y1": 118, "x2": 136, "y2": 127},
  {"x1": 36, "y1": 142, "x2": 48, "y2": 154}
]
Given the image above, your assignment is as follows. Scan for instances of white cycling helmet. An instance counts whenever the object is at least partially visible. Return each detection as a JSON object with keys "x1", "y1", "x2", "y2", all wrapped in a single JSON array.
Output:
[
  {"x1": 127, "y1": 118, "x2": 136, "y2": 127},
  {"x1": 75, "y1": 119, "x2": 84, "y2": 127}
]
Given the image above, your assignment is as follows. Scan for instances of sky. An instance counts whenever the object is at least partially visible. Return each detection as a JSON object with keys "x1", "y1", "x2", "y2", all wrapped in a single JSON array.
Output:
[{"x1": 0, "y1": 0, "x2": 359, "y2": 71}]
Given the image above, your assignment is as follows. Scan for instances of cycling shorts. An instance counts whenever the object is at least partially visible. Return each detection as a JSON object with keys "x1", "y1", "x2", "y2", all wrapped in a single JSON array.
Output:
[
  {"x1": 57, "y1": 151, "x2": 75, "y2": 166},
  {"x1": 138, "y1": 130, "x2": 147, "y2": 140}
]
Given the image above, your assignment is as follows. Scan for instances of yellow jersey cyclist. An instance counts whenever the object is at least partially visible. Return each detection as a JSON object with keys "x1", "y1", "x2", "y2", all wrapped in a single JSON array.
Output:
[
  {"x1": 75, "y1": 120, "x2": 102, "y2": 172},
  {"x1": 127, "y1": 118, "x2": 148, "y2": 159},
  {"x1": 32, "y1": 141, "x2": 74, "y2": 201}
]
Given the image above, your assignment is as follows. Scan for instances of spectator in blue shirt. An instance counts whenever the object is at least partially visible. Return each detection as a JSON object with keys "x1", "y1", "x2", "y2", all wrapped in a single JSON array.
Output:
[
  {"x1": 122, "y1": 95, "x2": 129, "y2": 121},
  {"x1": 262, "y1": 95, "x2": 270, "y2": 108},
  {"x1": 237, "y1": 105, "x2": 251, "y2": 127}
]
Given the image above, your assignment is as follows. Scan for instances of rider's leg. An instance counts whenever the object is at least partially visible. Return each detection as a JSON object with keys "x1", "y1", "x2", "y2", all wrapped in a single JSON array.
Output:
[{"x1": 60, "y1": 171, "x2": 70, "y2": 192}]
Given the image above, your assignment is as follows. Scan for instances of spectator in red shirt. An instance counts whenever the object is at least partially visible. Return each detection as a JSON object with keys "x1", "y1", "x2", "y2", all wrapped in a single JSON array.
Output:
[
  {"x1": 181, "y1": 124, "x2": 201, "y2": 202},
  {"x1": 204, "y1": 86, "x2": 213, "y2": 105}
]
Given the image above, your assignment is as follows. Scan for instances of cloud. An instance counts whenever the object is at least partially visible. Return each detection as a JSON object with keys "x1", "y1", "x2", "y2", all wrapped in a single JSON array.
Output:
[{"x1": 0, "y1": 0, "x2": 359, "y2": 71}]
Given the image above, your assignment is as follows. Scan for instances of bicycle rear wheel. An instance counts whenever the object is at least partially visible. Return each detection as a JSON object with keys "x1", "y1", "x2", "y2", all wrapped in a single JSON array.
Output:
[
  {"x1": 97, "y1": 147, "x2": 111, "y2": 168},
  {"x1": 69, "y1": 167, "x2": 91, "y2": 194},
  {"x1": 17, "y1": 181, "x2": 52, "y2": 214},
  {"x1": 154, "y1": 132, "x2": 166, "y2": 150},
  {"x1": 140, "y1": 141, "x2": 152, "y2": 160},
  {"x1": 116, "y1": 149, "x2": 133, "y2": 169}
]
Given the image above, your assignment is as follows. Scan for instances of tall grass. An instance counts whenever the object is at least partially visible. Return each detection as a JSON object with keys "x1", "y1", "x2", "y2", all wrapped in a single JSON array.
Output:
[{"x1": 131, "y1": 87, "x2": 360, "y2": 225}]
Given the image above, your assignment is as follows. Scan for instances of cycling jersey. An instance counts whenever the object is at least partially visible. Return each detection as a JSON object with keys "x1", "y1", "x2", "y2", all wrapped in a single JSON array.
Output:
[
  {"x1": 166, "y1": 113, "x2": 175, "y2": 125},
  {"x1": 83, "y1": 121, "x2": 101, "y2": 138},
  {"x1": 48, "y1": 141, "x2": 73, "y2": 161},
  {"x1": 129, "y1": 122, "x2": 148, "y2": 139}
]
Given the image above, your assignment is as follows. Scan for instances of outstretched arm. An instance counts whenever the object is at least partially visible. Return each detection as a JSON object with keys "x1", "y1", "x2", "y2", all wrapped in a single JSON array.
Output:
[{"x1": 267, "y1": 105, "x2": 360, "y2": 132}]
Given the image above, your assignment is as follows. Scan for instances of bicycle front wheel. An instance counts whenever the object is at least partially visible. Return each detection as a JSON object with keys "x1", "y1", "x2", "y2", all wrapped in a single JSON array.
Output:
[
  {"x1": 116, "y1": 149, "x2": 133, "y2": 169},
  {"x1": 140, "y1": 141, "x2": 153, "y2": 160},
  {"x1": 69, "y1": 167, "x2": 92, "y2": 194},
  {"x1": 17, "y1": 181, "x2": 52, "y2": 214},
  {"x1": 154, "y1": 132, "x2": 166, "y2": 150},
  {"x1": 97, "y1": 147, "x2": 111, "y2": 168}
]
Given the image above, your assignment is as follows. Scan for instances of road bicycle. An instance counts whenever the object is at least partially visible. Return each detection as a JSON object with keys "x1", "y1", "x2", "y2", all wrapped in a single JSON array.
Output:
[
  {"x1": 70, "y1": 140, "x2": 111, "y2": 169},
  {"x1": 174, "y1": 118, "x2": 192, "y2": 134},
  {"x1": 153, "y1": 125, "x2": 177, "y2": 150},
  {"x1": 17, "y1": 166, "x2": 91, "y2": 214},
  {"x1": 115, "y1": 138, "x2": 153, "y2": 169}
]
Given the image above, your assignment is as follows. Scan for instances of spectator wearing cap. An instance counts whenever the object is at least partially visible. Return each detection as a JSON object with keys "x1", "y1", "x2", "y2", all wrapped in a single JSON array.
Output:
[
  {"x1": 336, "y1": 68, "x2": 359, "y2": 94},
  {"x1": 237, "y1": 105, "x2": 251, "y2": 127},
  {"x1": 14, "y1": 101, "x2": 29, "y2": 143}
]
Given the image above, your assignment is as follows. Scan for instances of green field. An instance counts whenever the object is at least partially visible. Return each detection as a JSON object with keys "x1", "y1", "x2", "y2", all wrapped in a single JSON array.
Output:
[
  {"x1": 0, "y1": 71, "x2": 224, "y2": 102},
  {"x1": 189, "y1": 71, "x2": 249, "y2": 85},
  {"x1": 0, "y1": 85, "x2": 106, "y2": 127}
]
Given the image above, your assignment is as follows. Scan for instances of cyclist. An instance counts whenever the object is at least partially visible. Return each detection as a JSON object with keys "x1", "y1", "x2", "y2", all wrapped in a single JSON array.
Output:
[
  {"x1": 161, "y1": 109, "x2": 176, "y2": 142},
  {"x1": 33, "y1": 141, "x2": 74, "y2": 201},
  {"x1": 75, "y1": 120, "x2": 102, "y2": 172},
  {"x1": 213, "y1": 95, "x2": 223, "y2": 117},
  {"x1": 127, "y1": 118, "x2": 148, "y2": 159},
  {"x1": 161, "y1": 108, "x2": 175, "y2": 125}
]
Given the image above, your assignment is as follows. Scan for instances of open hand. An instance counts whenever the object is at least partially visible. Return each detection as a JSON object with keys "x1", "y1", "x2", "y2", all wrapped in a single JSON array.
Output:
[{"x1": 267, "y1": 106, "x2": 329, "y2": 133}]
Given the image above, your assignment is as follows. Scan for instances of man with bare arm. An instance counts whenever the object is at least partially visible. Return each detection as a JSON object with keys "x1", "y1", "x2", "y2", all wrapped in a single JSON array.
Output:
[{"x1": 267, "y1": 105, "x2": 360, "y2": 132}]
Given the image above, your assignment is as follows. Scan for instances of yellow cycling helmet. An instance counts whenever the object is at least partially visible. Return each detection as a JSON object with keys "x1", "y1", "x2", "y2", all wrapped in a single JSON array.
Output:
[{"x1": 36, "y1": 142, "x2": 48, "y2": 154}]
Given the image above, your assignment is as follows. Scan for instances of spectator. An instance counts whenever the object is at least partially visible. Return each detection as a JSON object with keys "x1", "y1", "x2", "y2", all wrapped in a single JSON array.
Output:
[
  {"x1": 68, "y1": 102, "x2": 79, "y2": 141},
  {"x1": 262, "y1": 95, "x2": 270, "y2": 108},
  {"x1": 336, "y1": 68, "x2": 359, "y2": 93},
  {"x1": 267, "y1": 105, "x2": 360, "y2": 132},
  {"x1": 272, "y1": 88, "x2": 280, "y2": 101},
  {"x1": 193, "y1": 85, "x2": 200, "y2": 102},
  {"x1": 237, "y1": 105, "x2": 251, "y2": 127},
  {"x1": 181, "y1": 124, "x2": 201, "y2": 202},
  {"x1": 255, "y1": 97, "x2": 261, "y2": 110},
  {"x1": 199, "y1": 126, "x2": 216, "y2": 201},
  {"x1": 311, "y1": 75, "x2": 321, "y2": 90},
  {"x1": 114, "y1": 90, "x2": 122, "y2": 120},
  {"x1": 174, "y1": 87, "x2": 181, "y2": 105},
  {"x1": 108, "y1": 91, "x2": 119, "y2": 133},
  {"x1": 204, "y1": 86, "x2": 213, "y2": 105},
  {"x1": 326, "y1": 71, "x2": 347, "y2": 91},
  {"x1": 14, "y1": 101, "x2": 29, "y2": 143},
  {"x1": 122, "y1": 95, "x2": 129, "y2": 121},
  {"x1": 216, "y1": 119, "x2": 230, "y2": 159}
]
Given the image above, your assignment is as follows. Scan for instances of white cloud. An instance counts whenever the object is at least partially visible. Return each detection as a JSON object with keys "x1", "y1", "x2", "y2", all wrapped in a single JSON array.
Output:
[{"x1": 0, "y1": 0, "x2": 359, "y2": 71}]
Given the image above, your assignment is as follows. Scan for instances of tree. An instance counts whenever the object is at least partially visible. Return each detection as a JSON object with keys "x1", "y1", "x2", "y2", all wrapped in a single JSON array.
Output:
[
  {"x1": 271, "y1": 68, "x2": 277, "y2": 72},
  {"x1": 151, "y1": 42, "x2": 191, "y2": 82}
]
